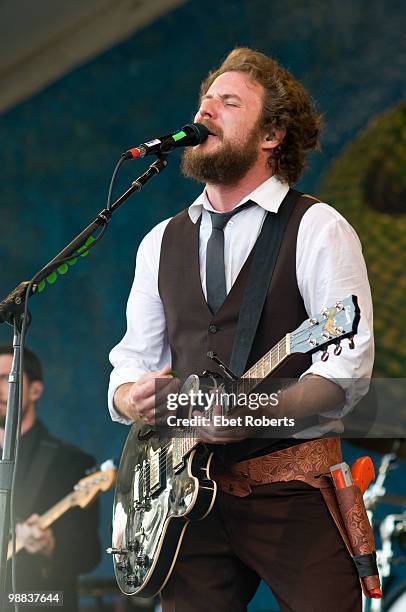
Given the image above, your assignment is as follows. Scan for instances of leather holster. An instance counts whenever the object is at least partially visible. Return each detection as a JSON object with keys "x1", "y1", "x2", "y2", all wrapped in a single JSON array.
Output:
[{"x1": 212, "y1": 437, "x2": 380, "y2": 597}]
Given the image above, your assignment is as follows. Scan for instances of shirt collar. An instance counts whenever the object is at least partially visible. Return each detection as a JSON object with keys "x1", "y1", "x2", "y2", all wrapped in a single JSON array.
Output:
[{"x1": 187, "y1": 175, "x2": 290, "y2": 223}]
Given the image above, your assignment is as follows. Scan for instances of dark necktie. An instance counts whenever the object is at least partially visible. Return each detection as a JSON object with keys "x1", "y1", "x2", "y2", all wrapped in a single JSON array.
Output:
[{"x1": 206, "y1": 200, "x2": 255, "y2": 314}]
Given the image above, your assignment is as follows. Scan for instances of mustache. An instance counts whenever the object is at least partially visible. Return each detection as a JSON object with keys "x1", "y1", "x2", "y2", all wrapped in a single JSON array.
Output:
[{"x1": 200, "y1": 121, "x2": 223, "y2": 139}]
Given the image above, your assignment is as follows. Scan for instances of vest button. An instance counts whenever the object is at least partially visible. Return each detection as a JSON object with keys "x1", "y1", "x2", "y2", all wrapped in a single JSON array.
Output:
[{"x1": 208, "y1": 324, "x2": 218, "y2": 334}]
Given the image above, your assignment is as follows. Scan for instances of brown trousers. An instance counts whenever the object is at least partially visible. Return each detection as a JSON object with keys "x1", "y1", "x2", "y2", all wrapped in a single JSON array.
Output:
[{"x1": 161, "y1": 480, "x2": 361, "y2": 612}]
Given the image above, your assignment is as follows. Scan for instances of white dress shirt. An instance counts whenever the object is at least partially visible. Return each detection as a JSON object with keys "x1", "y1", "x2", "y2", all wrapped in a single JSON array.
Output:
[{"x1": 108, "y1": 176, "x2": 374, "y2": 436}]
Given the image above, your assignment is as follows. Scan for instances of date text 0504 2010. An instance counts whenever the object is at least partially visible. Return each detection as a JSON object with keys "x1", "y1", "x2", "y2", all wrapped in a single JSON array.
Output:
[{"x1": 3, "y1": 592, "x2": 63, "y2": 606}]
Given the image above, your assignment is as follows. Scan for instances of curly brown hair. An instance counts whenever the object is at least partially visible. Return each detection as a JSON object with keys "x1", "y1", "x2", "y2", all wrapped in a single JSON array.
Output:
[{"x1": 200, "y1": 48, "x2": 323, "y2": 185}]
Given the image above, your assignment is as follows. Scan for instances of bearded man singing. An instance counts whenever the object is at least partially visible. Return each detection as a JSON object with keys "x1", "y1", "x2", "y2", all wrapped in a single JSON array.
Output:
[{"x1": 108, "y1": 48, "x2": 373, "y2": 612}]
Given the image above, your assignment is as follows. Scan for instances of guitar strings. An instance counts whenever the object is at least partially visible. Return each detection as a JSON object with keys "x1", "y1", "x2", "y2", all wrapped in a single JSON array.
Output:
[
  {"x1": 136, "y1": 319, "x2": 350, "y2": 488},
  {"x1": 140, "y1": 330, "x2": 342, "y2": 482}
]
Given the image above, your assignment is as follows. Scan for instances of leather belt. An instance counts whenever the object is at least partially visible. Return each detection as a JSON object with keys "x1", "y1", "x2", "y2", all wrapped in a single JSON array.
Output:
[{"x1": 211, "y1": 437, "x2": 342, "y2": 497}]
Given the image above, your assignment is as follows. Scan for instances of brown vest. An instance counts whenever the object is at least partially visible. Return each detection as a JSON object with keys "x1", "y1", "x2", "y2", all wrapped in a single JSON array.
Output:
[{"x1": 158, "y1": 194, "x2": 318, "y2": 461}]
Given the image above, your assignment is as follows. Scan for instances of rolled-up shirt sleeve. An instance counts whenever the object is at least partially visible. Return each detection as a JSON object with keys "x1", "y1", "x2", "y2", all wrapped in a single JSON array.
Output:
[
  {"x1": 108, "y1": 196, "x2": 374, "y2": 432},
  {"x1": 108, "y1": 219, "x2": 171, "y2": 423},
  {"x1": 296, "y1": 203, "x2": 374, "y2": 420}
]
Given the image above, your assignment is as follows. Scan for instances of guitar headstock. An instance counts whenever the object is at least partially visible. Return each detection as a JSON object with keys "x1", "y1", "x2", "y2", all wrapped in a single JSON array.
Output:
[
  {"x1": 290, "y1": 295, "x2": 360, "y2": 359},
  {"x1": 71, "y1": 464, "x2": 117, "y2": 509}
]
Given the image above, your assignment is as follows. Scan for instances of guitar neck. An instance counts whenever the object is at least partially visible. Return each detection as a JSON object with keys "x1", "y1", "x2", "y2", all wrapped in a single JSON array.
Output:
[
  {"x1": 241, "y1": 334, "x2": 290, "y2": 390},
  {"x1": 7, "y1": 491, "x2": 75, "y2": 560},
  {"x1": 38, "y1": 492, "x2": 76, "y2": 530},
  {"x1": 176, "y1": 334, "x2": 291, "y2": 461}
]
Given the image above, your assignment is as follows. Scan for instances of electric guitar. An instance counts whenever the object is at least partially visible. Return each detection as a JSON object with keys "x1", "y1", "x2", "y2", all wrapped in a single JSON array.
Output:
[
  {"x1": 111, "y1": 295, "x2": 360, "y2": 597},
  {"x1": 8, "y1": 460, "x2": 116, "y2": 560}
]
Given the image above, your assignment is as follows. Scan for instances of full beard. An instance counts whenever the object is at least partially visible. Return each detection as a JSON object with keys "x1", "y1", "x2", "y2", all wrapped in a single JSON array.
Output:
[{"x1": 181, "y1": 126, "x2": 261, "y2": 186}]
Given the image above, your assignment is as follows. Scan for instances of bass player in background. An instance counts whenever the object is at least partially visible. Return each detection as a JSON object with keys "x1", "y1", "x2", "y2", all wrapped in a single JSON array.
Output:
[{"x1": 0, "y1": 344, "x2": 101, "y2": 611}]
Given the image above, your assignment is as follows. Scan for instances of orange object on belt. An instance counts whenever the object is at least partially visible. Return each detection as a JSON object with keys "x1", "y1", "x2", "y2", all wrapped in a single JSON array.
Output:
[{"x1": 351, "y1": 456, "x2": 375, "y2": 494}]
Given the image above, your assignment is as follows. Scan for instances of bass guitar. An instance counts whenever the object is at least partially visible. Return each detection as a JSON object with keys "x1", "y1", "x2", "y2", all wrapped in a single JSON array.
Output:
[{"x1": 8, "y1": 460, "x2": 116, "y2": 560}]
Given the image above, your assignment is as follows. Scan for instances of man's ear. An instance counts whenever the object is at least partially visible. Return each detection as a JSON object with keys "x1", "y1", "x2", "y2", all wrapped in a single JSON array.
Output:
[
  {"x1": 28, "y1": 380, "x2": 44, "y2": 402},
  {"x1": 262, "y1": 128, "x2": 286, "y2": 151}
]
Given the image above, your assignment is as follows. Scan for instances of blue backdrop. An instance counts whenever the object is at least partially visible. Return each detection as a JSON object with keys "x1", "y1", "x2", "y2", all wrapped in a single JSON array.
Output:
[{"x1": 1, "y1": 1, "x2": 406, "y2": 609}]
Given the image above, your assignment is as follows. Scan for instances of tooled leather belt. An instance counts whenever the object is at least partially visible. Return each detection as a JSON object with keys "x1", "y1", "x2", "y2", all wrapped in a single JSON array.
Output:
[{"x1": 211, "y1": 437, "x2": 342, "y2": 497}]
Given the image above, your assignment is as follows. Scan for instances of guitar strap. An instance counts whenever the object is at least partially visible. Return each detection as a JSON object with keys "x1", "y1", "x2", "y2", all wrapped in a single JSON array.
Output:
[
  {"x1": 229, "y1": 188, "x2": 308, "y2": 377},
  {"x1": 19, "y1": 438, "x2": 58, "y2": 519}
]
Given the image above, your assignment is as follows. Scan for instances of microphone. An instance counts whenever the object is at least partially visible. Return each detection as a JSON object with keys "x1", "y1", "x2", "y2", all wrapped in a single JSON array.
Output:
[{"x1": 122, "y1": 123, "x2": 210, "y2": 160}]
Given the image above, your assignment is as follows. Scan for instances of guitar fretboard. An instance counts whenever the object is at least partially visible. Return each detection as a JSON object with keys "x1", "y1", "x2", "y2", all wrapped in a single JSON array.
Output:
[
  {"x1": 7, "y1": 492, "x2": 75, "y2": 560},
  {"x1": 172, "y1": 334, "x2": 290, "y2": 464}
]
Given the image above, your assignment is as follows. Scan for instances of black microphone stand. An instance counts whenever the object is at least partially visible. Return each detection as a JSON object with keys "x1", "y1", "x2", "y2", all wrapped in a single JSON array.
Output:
[{"x1": 0, "y1": 155, "x2": 168, "y2": 595}]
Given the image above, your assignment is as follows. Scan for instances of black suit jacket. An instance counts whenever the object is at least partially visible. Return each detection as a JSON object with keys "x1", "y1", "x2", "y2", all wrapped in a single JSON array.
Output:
[{"x1": 5, "y1": 420, "x2": 101, "y2": 611}]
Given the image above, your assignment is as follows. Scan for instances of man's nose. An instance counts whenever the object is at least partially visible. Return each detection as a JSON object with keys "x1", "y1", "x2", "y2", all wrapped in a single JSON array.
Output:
[{"x1": 195, "y1": 98, "x2": 217, "y2": 122}]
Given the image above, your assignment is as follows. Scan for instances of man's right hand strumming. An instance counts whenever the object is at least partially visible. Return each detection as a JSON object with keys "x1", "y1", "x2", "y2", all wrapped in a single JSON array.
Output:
[{"x1": 113, "y1": 366, "x2": 179, "y2": 425}]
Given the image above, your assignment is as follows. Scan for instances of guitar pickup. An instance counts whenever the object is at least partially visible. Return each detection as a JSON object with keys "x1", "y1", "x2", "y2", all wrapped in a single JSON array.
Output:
[{"x1": 149, "y1": 449, "x2": 162, "y2": 494}]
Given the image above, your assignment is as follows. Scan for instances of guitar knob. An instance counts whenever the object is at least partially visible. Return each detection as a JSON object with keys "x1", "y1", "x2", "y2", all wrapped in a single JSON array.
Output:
[
  {"x1": 127, "y1": 540, "x2": 140, "y2": 553},
  {"x1": 126, "y1": 573, "x2": 140, "y2": 587},
  {"x1": 136, "y1": 554, "x2": 150, "y2": 567},
  {"x1": 134, "y1": 499, "x2": 151, "y2": 511}
]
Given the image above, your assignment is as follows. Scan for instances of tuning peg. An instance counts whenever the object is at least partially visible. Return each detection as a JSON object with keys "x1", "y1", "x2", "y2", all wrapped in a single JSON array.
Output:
[
  {"x1": 321, "y1": 349, "x2": 329, "y2": 362},
  {"x1": 348, "y1": 336, "x2": 355, "y2": 350},
  {"x1": 334, "y1": 342, "x2": 342, "y2": 356}
]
